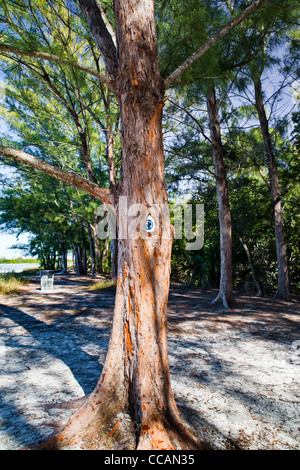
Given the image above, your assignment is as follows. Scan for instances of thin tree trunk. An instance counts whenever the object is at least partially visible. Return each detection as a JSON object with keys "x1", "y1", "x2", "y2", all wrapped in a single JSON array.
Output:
[
  {"x1": 104, "y1": 108, "x2": 118, "y2": 278},
  {"x1": 235, "y1": 231, "x2": 263, "y2": 297},
  {"x1": 106, "y1": 96, "x2": 117, "y2": 189},
  {"x1": 206, "y1": 87, "x2": 234, "y2": 308},
  {"x1": 82, "y1": 246, "x2": 87, "y2": 275},
  {"x1": 73, "y1": 243, "x2": 81, "y2": 275},
  {"x1": 86, "y1": 222, "x2": 96, "y2": 276},
  {"x1": 60, "y1": 240, "x2": 68, "y2": 273},
  {"x1": 101, "y1": 236, "x2": 109, "y2": 272},
  {"x1": 92, "y1": 218, "x2": 101, "y2": 275},
  {"x1": 104, "y1": 93, "x2": 118, "y2": 279},
  {"x1": 253, "y1": 74, "x2": 290, "y2": 300}
]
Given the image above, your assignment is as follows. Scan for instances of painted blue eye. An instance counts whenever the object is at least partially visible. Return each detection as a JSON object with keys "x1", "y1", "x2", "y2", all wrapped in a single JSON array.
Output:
[{"x1": 145, "y1": 215, "x2": 155, "y2": 232}]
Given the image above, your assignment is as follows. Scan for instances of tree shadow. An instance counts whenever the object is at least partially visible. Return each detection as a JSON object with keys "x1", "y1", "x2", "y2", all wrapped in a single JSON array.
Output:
[
  {"x1": 1, "y1": 284, "x2": 299, "y2": 449},
  {"x1": 0, "y1": 303, "x2": 105, "y2": 394},
  {"x1": 167, "y1": 288, "x2": 300, "y2": 449},
  {"x1": 0, "y1": 396, "x2": 46, "y2": 448},
  {"x1": 0, "y1": 301, "x2": 108, "y2": 448}
]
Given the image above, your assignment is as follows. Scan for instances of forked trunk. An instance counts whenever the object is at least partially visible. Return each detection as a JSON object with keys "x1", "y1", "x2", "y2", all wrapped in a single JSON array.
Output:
[
  {"x1": 206, "y1": 87, "x2": 234, "y2": 308},
  {"x1": 35, "y1": 0, "x2": 202, "y2": 450}
]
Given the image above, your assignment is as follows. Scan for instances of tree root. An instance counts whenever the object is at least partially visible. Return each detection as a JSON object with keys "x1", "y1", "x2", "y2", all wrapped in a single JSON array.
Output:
[
  {"x1": 212, "y1": 290, "x2": 235, "y2": 309},
  {"x1": 25, "y1": 389, "x2": 208, "y2": 450},
  {"x1": 44, "y1": 394, "x2": 91, "y2": 412}
]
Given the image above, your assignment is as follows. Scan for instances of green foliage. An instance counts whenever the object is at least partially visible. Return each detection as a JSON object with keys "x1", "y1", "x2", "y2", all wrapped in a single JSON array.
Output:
[
  {"x1": 0, "y1": 257, "x2": 39, "y2": 263},
  {"x1": 0, "y1": 0, "x2": 122, "y2": 274}
]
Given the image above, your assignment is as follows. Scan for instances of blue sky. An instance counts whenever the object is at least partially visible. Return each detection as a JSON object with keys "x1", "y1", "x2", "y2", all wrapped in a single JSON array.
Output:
[
  {"x1": 0, "y1": 232, "x2": 31, "y2": 258},
  {"x1": 0, "y1": 148, "x2": 31, "y2": 259},
  {"x1": 0, "y1": 111, "x2": 27, "y2": 258}
]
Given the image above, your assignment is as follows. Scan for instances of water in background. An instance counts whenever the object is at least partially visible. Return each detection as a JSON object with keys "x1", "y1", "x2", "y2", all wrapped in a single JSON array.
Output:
[{"x1": 0, "y1": 263, "x2": 40, "y2": 273}]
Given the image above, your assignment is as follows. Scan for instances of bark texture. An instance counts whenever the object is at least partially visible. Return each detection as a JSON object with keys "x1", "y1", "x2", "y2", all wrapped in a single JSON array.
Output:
[
  {"x1": 253, "y1": 75, "x2": 290, "y2": 300},
  {"x1": 206, "y1": 87, "x2": 234, "y2": 308}
]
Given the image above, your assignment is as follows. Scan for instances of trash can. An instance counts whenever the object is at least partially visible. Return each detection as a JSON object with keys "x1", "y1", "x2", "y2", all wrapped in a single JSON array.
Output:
[{"x1": 40, "y1": 270, "x2": 54, "y2": 291}]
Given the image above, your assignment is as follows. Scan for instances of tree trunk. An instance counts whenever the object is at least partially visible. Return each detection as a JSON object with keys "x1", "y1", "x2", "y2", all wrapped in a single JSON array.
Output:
[
  {"x1": 235, "y1": 231, "x2": 263, "y2": 297},
  {"x1": 206, "y1": 87, "x2": 234, "y2": 308},
  {"x1": 1, "y1": 0, "x2": 270, "y2": 452},
  {"x1": 101, "y1": 235, "x2": 109, "y2": 273},
  {"x1": 92, "y1": 217, "x2": 101, "y2": 275},
  {"x1": 253, "y1": 75, "x2": 290, "y2": 300},
  {"x1": 86, "y1": 222, "x2": 96, "y2": 276},
  {"x1": 35, "y1": 0, "x2": 201, "y2": 450},
  {"x1": 82, "y1": 246, "x2": 87, "y2": 275},
  {"x1": 52, "y1": 251, "x2": 56, "y2": 271},
  {"x1": 73, "y1": 243, "x2": 81, "y2": 275},
  {"x1": 61, "y1": 240, "x2": 68, "y2": 273}
]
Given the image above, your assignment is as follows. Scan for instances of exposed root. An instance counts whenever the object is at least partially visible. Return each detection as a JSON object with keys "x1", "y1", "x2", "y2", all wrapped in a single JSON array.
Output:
[
  {"x1": 44, "y1": 394, "x2": 91, "y2": 412},
  {"x1": 25, "y1": 389, "x2": 207, "y2": 450},
  {"x1": 274, "y1": 289, "x2": 290, "y2": 301},
  {"x1": 165, "y1": 402, "x2": 211, "y2": 450},
  {"x1": 212, "y1": 291, "x2": 235, "y2": 309},
  {"x1": 135, "y1": 412, "x2": 209, "y2": 450},
  {"x1": 25, "y1": 385, "x2": 131, "y2": 450},
  {"x1": 137, "y1": 419, "x2": 176, "y2": 450}
]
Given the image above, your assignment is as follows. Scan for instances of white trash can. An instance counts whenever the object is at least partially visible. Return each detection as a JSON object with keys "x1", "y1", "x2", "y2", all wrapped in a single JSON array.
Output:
[{"x1": 40, "y1": 270, "x2": 54, "y2": 291}]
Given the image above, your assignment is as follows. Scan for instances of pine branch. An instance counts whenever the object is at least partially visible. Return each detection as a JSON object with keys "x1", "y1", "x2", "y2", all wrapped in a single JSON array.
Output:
[
  {"x1": 167, "y1": 98, "x2": 212, "y2": 144},
  {"x1": 0, "y1": 43, "x2": 115, "y2": 91},
  {"x1": 164, "y1": 0, "x2": 273, "y2": 89},
  {"x1": 0, "y1": 147, "x2": 113, "y2": 204}
]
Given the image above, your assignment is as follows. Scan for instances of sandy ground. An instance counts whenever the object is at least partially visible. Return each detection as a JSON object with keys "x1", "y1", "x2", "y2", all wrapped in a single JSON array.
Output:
[{"x1": 0, "y1": 273, "x2": 299, "y2": 450}]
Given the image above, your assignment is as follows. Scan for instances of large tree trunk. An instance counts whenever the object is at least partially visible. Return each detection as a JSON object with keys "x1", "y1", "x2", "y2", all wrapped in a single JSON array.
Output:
[
  {"x1": 253, "y1": 75, "x2": 290, "y2": 300},
  {"x1": 36, "y1": 0, "x2": 201, "y2": 450},
  {"x1": 206, "y1": 87, "x2": 234, "y2": 308}
]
